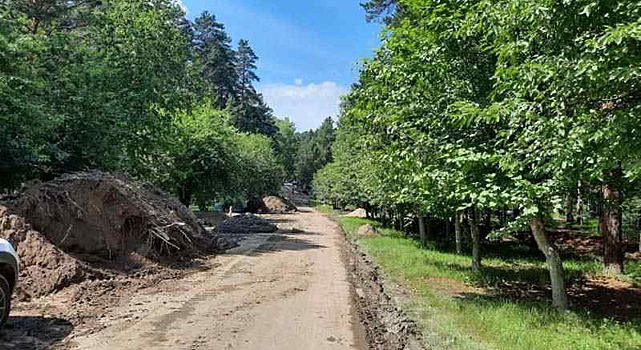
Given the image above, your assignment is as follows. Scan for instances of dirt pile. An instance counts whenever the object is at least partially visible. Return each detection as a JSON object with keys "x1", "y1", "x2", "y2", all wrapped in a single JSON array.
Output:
[
  {"x1": 217, "y1": 214, "x2": 278, "y2": 234},
  {"x1": 280, "y1": 182, "x2": 310, "y2": 205},
  {"x1": 346, "y1": 208, "x2": 368, "y2": 218},
  {"x1": 262, "y1": 196, "x2": 297, "y2": 213},
  {"x1": 0, "y1": 212, "x2": 108, "y2": 300},
  {"x1": 0, "y1": 172, "x2": 213, "y2": 299},
  {"x1": 357, "y1": 224, "x2": 378, "y2": 236},
  {"x1": 247, "y1": 196, "x2": 297, "y2": 214}
]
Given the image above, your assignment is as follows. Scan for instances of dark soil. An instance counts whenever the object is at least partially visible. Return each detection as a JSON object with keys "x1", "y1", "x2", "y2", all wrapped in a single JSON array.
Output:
[
  {"x1": 343, "y1": 231, "x2": 423, "y2": 349},
  {"x1": 217, "y1": 214, "x2": 278, "y2": 234},
  {"x1": 550, "y1": 229, "x2": 641, "y2": 260}
]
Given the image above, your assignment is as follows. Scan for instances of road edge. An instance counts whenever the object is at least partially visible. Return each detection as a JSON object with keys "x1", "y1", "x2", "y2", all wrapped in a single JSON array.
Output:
[{"x1": 330, "y1": 214, "x2": 424, "y2": 350}]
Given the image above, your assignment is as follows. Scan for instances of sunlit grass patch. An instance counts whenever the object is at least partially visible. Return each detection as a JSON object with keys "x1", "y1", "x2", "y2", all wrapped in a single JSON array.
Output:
[
  {"x1": 315, "y1": 205, "x2": 335, "y2": 215},
  {"x1": 317, "y1": 206, "x2": 641, "y2": 350}
]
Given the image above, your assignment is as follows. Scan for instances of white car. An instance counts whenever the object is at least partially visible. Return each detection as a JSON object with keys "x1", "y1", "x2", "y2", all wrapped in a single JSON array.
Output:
[{"x1": 0, "y1": 239, "x2": 18, "y2": 328}]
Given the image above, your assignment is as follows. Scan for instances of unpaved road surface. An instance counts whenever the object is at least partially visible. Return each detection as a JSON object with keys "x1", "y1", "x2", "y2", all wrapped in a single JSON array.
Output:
[{"x1": 65, "y1": 207, "x2": 366, "y2": 350}]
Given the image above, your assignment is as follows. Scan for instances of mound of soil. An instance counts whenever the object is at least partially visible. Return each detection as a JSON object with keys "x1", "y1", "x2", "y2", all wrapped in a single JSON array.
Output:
[
  {"x1": 0, "y1": 172, "x2": 214, "y2": 299},
  {"x1": 357, "y1": 224, "x2": 378, "y2": 236},
  {"x1": 280, "y1": 183, "x2": 310, "y2": 206},
  {"x1": 0, "y1": 213, "x2": 108, "y2": 300},
  {"x1": 247, "y1": 196, "x2": 297, "y2": 214},
  {"x1": 217, "y1": 214, "x2": 278, "y2": 234},
  {"x1": 345, "y1": 208, "x2": 368, "y2": 218}
]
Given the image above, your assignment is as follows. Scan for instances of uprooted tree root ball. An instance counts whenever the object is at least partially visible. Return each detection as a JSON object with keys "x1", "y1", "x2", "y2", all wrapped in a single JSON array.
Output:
[{"x1": 0, "y1": 172, "x2": 220, "y2": 299}]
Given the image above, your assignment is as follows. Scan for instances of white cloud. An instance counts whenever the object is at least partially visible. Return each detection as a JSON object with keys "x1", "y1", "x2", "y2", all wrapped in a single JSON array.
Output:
[
  {"x1": 295, "y1": 78, "x2": 304, "y2": 86},
  {"x1": 261, "y1": 81, "x2": 349, "y2": 131}
]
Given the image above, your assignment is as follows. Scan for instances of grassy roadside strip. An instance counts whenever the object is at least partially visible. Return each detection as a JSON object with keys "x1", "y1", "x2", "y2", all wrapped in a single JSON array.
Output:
[{"x1": 318, "y1": 205, "x2": 641, "y2": 350}]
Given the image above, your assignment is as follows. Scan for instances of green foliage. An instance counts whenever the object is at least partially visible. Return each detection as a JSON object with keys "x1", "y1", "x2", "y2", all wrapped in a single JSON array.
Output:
[
  {"x1": 1, "y1": 2, "x2": 286, "y2": 207},
  {"x1": 235, "y1": 133, "x2": 285, "y2": 199},
  {"x1": 273, "y1": 117, "x2": 299, "y2": 180},
  {"x1": 192, "y1": 11, "x2": 238, "y2": 107},
  {"x1": 228, "y1": 39, "x2": 278, "y2": 137},
  {"x1": 0, "y1": 12, "x2": 55, "y2": 188},
  {"x1": 156, "y1": 104, "x2": 240, "y2": 206},
  {"x1": 312, "y1": 0, "x2": 641, "y2": 310},
  {"x1": 317, "y1": 0, "x2": 641, "y2": 226},
  {"x1": 295, "y1": 117, "x2": 336, "y2": 191}
]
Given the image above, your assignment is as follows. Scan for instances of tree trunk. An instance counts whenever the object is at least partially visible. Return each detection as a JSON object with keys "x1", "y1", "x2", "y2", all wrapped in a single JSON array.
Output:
[
  {"x1": 455, "y1": 211, "x2": 463, "y2": 255},
  {"x1": 468, "y1": 207, "x2": 481, "y2": 270},
  {"x1": 576, "y1": 188, "x2": 584, "y2": 225},
  {"x1": 565, "y1": 193, "x2": 576, "y2": 223},
  {"x1": 484, "y1": 210, "x2": 491, "y2": 232},
  {"x1": 418, "y1": 215, "x2": 427, "y2": 247},
  {"x1": 529, "y1": 216, "x2": 569, "y2": 309},
  {"x1": 601, "y1": 168, "x2": 624, "y2": 275},
  {"x1": 178, "y1": 185, "x2": 193, "y2": 207},
  {"x1": 445, "y1": 217, "x2": 451, "y2": 243}
]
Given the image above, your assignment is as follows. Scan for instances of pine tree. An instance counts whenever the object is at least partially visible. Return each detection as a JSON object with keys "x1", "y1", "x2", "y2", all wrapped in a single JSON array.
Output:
[
  {"x1": 228, "y1": 39, "x2": 277, "y2": 137},
  {"x1": 192, "y1": 12, "x2": 238, "y2": 107},
  {"x1": 236, "y1": 39, "x2": 260, "y2": 104},
  {"x1": 361, "y1": 0, "x2": 402, "y2": 25}
]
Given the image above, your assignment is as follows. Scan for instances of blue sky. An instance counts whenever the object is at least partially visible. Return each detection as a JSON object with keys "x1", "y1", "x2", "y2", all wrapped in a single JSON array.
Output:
[{"x1": 179, "y1": 0, "x2": 383, "y2": 131}]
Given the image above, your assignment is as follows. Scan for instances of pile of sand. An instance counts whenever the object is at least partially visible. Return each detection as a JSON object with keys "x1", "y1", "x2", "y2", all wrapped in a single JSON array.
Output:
[
  {"x1": 0, "y1": 172, "x2": 213, "y2": 299},
  {"x1": 262, "y1": 196, "x2": 297, "y2": 214},
  {"x1": 247, "y1": 196, "x2": 297, "y2": 214},
  {"x1": 345, "y1": 208, "x2": 368, "y2": 218}
]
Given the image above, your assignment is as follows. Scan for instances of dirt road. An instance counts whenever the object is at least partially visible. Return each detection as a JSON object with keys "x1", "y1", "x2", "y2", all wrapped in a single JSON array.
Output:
[{"x1": 67, "y1": 207, "x2": 366, "y2": 350}]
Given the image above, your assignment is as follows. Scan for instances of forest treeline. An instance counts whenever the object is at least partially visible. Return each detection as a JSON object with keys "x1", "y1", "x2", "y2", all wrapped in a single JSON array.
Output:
[
  {"x1": 314, "y1": 0, "x2": 641, "y2": 309},
  {"x1": 0, "y1": 0, "x2": 335, "y2": 207}
]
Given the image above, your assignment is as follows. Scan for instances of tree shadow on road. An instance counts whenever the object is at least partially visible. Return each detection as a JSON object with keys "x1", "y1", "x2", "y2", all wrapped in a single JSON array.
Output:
[{"x1": 226, "y1": 234, "x2": 328, "y2": 258}]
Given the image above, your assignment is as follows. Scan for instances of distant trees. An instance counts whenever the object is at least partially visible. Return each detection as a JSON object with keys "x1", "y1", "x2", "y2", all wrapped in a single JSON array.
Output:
[
  {"x1": 273, "y1": 118, "x2": 299, "y2": 181},
  {"x1": 314, "y1": 0, "x2": 641, "y2": 309},
  {"x1": 295, "y1": 117, "x2": 336, "y2": 191}
]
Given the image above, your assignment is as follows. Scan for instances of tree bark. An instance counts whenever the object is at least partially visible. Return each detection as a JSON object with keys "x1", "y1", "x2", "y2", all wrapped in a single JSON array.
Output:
[
  {"x1": 178, "y1": 185, "x2": 193, "y2": 207},
  {"x1": 455, "y1": 210, "x2": 463, "y2": 255},
  {"x1": 418, "y1": 215, "x2": 427, "y2": 247},
  {"x1": 445, "y1": 217, "x2": 451, "y2": 243},
  {"x1": 484, "y1": 210, "x2": 491, "y2": 234},
  {"x1": 468, "y1": 207, "x2": 481, "y2": 270},
  {"x1": 576, "y1": 187, "x2": 584, "y2": 225},
  {"x1": 601, "y1": 168, "x2": 625, "y2": 275},
  {"x1": 565, "y1": 193, "x2": 576, "y2": 223},
  {"x1": 529, "y1": 216, "x2": 568, "y2": 309},
  {"x1": 499, "y1": 207, "x2": 507, "y2": 227}
]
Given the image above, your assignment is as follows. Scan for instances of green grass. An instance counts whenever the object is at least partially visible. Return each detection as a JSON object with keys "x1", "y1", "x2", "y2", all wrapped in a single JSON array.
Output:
[
  {"x1": 315, "y1": 204, "x2": 336, "y2": 215},
  {"x1": 319, "y1": 207, "x2": 641, "y2": 350},
  {"x1": 562, "y1": 218, "x2": 602, "y2": 237}
]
